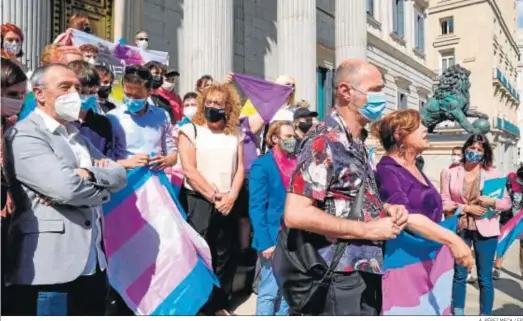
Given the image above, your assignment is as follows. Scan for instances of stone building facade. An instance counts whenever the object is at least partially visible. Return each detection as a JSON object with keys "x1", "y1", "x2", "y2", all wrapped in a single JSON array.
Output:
[{"x1": 2, "y1": 0, "x2": 434, "y2": 118}]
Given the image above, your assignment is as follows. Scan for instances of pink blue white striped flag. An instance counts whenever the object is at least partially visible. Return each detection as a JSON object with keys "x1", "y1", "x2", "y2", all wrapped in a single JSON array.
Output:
[
  {"x1": 496, "y1": 209, "x2": 523, "y2": 258},
  {"x1": 102, "y1": 167, "x2": 218, "y2": 315},
  {"x1": 382, "y1": 216, "x2": 458, "y2": 315}
]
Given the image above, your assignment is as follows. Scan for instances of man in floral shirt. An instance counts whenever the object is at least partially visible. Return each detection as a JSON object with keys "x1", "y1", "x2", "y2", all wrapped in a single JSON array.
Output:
[{"x1": 285, "y1": 59, "x2": 409, "y2": 316}]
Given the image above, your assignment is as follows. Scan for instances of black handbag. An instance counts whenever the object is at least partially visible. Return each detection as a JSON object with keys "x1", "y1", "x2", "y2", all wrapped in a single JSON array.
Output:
[{"x1": 272, "y1": 172, "x2": 367, "y2": 315}]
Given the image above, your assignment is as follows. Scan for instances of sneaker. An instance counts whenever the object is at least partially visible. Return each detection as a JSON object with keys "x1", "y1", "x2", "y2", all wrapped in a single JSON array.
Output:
[
  {"x1": 466, "y1": 273, "x2": 477, "y2": 284},
  {"x1": 492, "y1": 268, "x2": 500, "y2": 280}
]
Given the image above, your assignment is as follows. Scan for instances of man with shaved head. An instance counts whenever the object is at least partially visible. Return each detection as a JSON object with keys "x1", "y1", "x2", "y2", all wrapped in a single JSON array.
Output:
[
  {"x1": 284, "y1": 59, "x2": 409, "y2": 315},
  {"x1": 4, "y1": 63, "x2": 127, "y2": 315}
]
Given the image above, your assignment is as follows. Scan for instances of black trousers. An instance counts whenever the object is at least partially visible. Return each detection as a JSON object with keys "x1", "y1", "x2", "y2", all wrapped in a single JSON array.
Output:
[
  {"x1": 180, "y1": 188, "x2": 240, "y2": 314},
  {"x1": 5, "y1": 270, "x2": 108, "y2": 316},
  {"x1": 320, "y1": 271, "x2": 382, "y2": 316}
]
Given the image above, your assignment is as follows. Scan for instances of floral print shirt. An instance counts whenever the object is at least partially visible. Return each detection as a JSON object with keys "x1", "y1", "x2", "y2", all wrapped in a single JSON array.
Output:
[{"x1": 288, "y1": 110, "x2": 386, "y2": 273}]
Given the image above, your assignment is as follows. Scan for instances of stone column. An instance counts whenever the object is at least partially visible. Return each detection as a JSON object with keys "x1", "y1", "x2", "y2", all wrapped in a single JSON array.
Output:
[
  {"x1": 1, "y1": 0, "x2": 52, "y2": 71},
  {"x1": 278, "y1": 0, "x2": 317, "y2": 110},
  {"x1": 335, "y1": 0, "x2": 367, "y2": 65},
  {"x1": 180, "y1": 0, "x2": 234, "y2": 95},
  {"x1": 113, "y1": 0, "x2": 143, "y2": 43}
]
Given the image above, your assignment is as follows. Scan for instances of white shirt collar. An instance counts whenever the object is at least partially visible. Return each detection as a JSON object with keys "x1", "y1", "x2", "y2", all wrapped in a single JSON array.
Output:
[{"x1": 34, "y1": 108, "x2": 79, "y2": 136}]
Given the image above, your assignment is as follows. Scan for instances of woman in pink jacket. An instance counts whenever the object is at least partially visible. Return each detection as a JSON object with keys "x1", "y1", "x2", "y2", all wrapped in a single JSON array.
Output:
[{"x1": 441, "y1": 134, "x2": 511, "y2": 316}]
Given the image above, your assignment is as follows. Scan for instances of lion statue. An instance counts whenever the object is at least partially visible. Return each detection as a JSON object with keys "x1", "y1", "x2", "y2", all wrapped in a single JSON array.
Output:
[{"x1": 421, "y1": 64, "x2": 490, "y2": 134}]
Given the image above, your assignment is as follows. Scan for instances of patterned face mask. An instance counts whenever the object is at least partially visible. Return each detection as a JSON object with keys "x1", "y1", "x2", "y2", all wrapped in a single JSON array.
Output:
[
  {"x1": 279, "y1": 137, "x2": 297, "y2": 154},
  {"x1": 4, "y1": 41, "x2": 21, "y2": 56},
  {"x1": 465, "y1": 150, "x2": 483, "y2": 163}
]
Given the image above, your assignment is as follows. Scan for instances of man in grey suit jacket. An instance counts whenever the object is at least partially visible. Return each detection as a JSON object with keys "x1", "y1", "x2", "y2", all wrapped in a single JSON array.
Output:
[{"x1": 3, "y1": 64, "x2": 127, "y2": 316}]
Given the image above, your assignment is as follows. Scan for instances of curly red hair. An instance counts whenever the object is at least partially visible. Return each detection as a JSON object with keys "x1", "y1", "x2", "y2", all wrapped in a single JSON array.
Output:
[
  {"x1": 1, "y1": 23, "x2": 24, "y2": 58},
  {"x1": 192, "y1": 83, "x2": 241, "y2": 135}
]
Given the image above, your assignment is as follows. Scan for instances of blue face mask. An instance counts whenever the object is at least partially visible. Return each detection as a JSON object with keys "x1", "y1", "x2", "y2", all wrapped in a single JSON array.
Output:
[
  {"x1": 80, "y1": 95, "x2": 98, "y2": 113},
  {"x1": 465, "y1": 150, "x2": 483, "y2": 163},
  {"x1": 124, "y1": 96, "x2": 146, "y2": 113},
  {"x1": 357, "y1": 91, "x2": 388, "y2": 121}
]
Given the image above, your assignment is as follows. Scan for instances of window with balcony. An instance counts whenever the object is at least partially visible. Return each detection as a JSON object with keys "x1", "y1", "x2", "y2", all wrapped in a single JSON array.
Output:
[
  {"x1": 415, "y1": 11, "x2": 425, "y2": 51},
  {"x1": 440, "y1": 17, "x2": 454, "y2": 35},
  {"x1": 397, "y1": 91, "x2": 408, "y2": 110},
  {"x1": 392, "y1": 0, "x2": 405, "y2": 38},
  {"x1": 366, "y1": 0, "x2": 374, "y2": 17},
  {"x1": 440, "y1": 50, "x2": 455, "y2": 72}
]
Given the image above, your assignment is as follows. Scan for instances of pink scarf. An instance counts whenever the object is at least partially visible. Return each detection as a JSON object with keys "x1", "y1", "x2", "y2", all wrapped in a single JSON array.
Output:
[{"x1": 272, "y1": 146, "x2": 297, "y2": 189}]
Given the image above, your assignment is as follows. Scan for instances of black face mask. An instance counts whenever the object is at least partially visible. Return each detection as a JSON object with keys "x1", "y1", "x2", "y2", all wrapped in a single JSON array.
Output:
[
  {"x1": 83, "y1": 26, "x2": 92, "y2": 34},
  {"x1": 204, "y1": 107, "x2": 226, "y2": 123},
  {"x1": 98, "y1": 85, "x2": 112, "y2": 99},
  {"x1": 152, "y1": 75, "x2": 163, "y2": 89},
  {"x1": 298, "y1": 120, "x2": 313, "y2": 133}
]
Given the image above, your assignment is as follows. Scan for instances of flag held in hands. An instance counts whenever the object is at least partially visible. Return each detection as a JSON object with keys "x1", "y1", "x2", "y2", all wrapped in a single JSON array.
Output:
[
  {"x1": 234, "y1": 73, "x2": 294, "y2": 122},
  {"x1": 382, "y1": 216, "x2": 459, "y2": 316},
  {"x1": 496, "y1": 209, "x2": 523, "y2": 258},
  {"x1": 102, "y1": 167, "x2": 218, "y2": 316}
]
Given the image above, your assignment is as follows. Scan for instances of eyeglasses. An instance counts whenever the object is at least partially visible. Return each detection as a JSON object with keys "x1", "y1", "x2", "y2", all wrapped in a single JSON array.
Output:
[{"x1": 137, "y1": 37, "x2": 149, "y2": 41}]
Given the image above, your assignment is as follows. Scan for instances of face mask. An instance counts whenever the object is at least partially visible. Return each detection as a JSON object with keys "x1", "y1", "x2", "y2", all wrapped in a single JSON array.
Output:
[
  {"x1": 451, "y1": 155, "x2": 462, "y2": 165},
  {"x1": 204, "y1": 106, "x2": 226, "y2": 123},
  {"x1": 279, "y1": 137, "x2": 297, "y2": 154},
  {"x1": 298, "y1": 120, "x2": 313, "y2": 133},
  {"x1": 162, "y1": 81, "x2": 176, "y2": 91},
  {"x1": 83, "y1": 26, "x2": 92, "y2": 34},
  {"x1": 124, "y1": 96, "x2": 146, "y2": 113},
  {"x1": 358, "y1": 91, "x2": 388, "y2": 122},
  {"x1": 1, "y1": 97, "x2": 24, "y2": 116},
  {"x1": 54, "y1": 92, "x2": 82, "y2": 122},
  {"x1": 184, "y1": 106, "x2": 197, "y2": 119},
  {"x1": 84, "y1": 57, "x2": 96, "y2": 65},
  {"x1": 152, "y1": 75, "x2": 163, "y2": 89},
  {"x1": 137, "y1": 40, "x2": 148, "y2": 49},
  {"x1": 465, "y1": 150, "x2": 483, "y2": 163},
  {"x1": 80, "y1": 94, "x2": 98, "y2": 113},
  {"x1": 4, "y1": 41, "x2": 21, "y2": 56},
  {"x1": 98, "y1": 85, "x2": 112, "y2": 99}
]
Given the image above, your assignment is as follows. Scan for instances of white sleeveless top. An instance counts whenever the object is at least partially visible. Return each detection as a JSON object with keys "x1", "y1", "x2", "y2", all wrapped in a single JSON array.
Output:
[{"x1": 180, "y1": 123, "x2": 242, "y2": 193}]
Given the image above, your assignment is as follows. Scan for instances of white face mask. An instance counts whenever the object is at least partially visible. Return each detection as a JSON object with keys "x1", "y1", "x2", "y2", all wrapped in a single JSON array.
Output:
[
  {"x1": 162, "y1": 81, "x2": 176, "y2": 92},
  {"x1": 84, "y1": 57, "x2": 96, "y2": 65},
  {"x1": 451, "y1": 155, "x2": 462, "y2": 165},
  {"x1": 54, "y1": 92, "x2": 82, "y2": 122},
  {"x1": 4, "y1": 41, "x2": 22, "y2": 56},
  {"x1": 1, "y1": 97, "x2": 24, "y2": 116},
  {"x1": 137, "y1": 40, "x2": 148, "y2": 49},
  {"x1": 183, "y1": 106, "x2": 197, "y2": 119}
]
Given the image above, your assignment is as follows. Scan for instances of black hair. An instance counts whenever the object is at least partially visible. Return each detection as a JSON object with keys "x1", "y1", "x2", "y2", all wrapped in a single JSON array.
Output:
[
  {"x1": 1, "y1": 57, "x2": 27, "y2": 89},
  {"x1": 183, "y1": 91, "x2": 198, "y2": 102},
  {"x1": 144, "y1": 61, "x2": 167, "y2": 75},
  {"x1": 67, "y1": 60, "x2": 101, "y2": 87},
  {"x1": 94, "y1": 64, "x2": 114, "y2": 82},
  {"x1": 461, "y1": 133, "x2": 494, "y2": 169},
  {"x1": 123, "y1": 64, "x2": 152, "y2": 89}
]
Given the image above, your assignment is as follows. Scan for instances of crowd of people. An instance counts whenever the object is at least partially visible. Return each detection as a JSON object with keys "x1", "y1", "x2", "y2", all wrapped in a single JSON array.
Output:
[{"x1": 1, "y1": 15, "x2": 523, "y2": 317}]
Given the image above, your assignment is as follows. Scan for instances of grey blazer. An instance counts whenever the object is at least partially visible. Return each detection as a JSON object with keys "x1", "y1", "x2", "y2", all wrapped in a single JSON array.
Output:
[{"x1": 3, "y1": 111, "x2": 127, "y2": 286}]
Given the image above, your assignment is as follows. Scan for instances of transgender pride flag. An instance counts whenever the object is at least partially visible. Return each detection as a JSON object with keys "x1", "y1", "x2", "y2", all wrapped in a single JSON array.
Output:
[
  {"x1": 102, "y1": 167, "x2": 218, "y2": 315},
  {"x1": 497, "y1": 209, "x2": 523, "y2": 258},
  {"x1": 382, "y1": 216, "x2": 458, "y2": 315}
]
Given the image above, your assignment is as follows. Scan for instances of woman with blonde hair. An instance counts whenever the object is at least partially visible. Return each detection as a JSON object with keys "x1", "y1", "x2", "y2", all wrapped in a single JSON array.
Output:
[{"x1": 178, "y1": 82, "x2": 244, "y2": 316}]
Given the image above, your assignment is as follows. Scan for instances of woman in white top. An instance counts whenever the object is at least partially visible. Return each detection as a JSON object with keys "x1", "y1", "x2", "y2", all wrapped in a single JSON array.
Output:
[{"x1": 178, "y1": 82, "x2": 244, "y2": 316}]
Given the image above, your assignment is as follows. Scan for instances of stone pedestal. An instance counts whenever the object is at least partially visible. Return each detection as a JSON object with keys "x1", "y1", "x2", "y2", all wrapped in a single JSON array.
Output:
[
  {"x1": 1, "y1": 0, "x2": 52, "y2": 70},
  {"x1": 335, "y1": 0, "x2": 367, "y2": 64},
  {"x1": 277, "y1": 0, "x2": 317, "y2": 110},
  {"x1": 180, "y1": 0, "x2": 234, "y2": 95}
]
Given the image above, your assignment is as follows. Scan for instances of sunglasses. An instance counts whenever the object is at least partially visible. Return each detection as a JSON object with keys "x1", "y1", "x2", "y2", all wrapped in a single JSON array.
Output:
[{"x1": 137, "y1": 37, "x2": 149, "y2": 41}]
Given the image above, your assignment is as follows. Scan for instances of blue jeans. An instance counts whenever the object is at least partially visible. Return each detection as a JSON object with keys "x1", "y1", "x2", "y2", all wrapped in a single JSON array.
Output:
[
  {"x1": 452, "y1": 230, "x2": 497, "y2": 316},
  {"x1": 256, "y1": 256, "x2": 289, "y2": 316}
]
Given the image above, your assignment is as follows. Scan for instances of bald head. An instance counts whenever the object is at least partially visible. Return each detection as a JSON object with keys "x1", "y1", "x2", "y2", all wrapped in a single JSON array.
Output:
[{"x1": 334, "y1": 59, "x2": 381, "y2": 88}]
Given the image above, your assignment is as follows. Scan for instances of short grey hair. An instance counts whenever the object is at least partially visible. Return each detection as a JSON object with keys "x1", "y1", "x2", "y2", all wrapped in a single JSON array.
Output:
[{"x1": 30, "y1": 63, "x2": 69, "y2": 88}]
